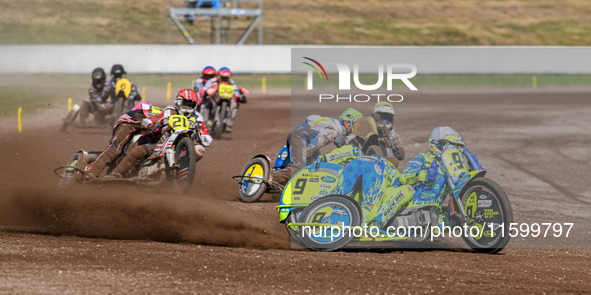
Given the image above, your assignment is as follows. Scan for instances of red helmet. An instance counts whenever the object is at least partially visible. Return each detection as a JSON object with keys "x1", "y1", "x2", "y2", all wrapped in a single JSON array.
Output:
[
  {"x1": 218, "y1": 67, "x2": 232, "y2": 83},
  {"x1": 202, "y1": 66, "x2": 216, "y2": 80},
  {"x1": 175, "y1": 88, "x2": 198, "y2": 115}
]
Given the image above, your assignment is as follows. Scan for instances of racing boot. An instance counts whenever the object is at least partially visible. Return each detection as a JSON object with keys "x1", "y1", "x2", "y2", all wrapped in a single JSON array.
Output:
[{"x1": 110, "y1": 143, "x2": 151, "y2": 177}]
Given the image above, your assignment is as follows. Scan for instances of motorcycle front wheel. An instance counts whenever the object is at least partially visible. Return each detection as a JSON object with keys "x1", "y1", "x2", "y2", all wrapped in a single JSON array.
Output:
[
  {"x1": 172, "y1": 137, "x2": 197, "y2": 194},
  {"x1": 212, "y1": 101, "x2": 226, "y2": 139},
  {"x1": 460, "y1": 178, "x2": 513, "y2": 254}
]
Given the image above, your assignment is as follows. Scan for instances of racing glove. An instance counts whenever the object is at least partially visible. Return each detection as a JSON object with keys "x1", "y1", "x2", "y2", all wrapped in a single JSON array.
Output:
[
  {"x1": 316, "y1": 155, "x2": 327, "y2": 163},
  {"x1": 417, "y1": 170, "x2": 428, "y2": 182},
  {"x1": 141, "y1": 118, "x2": 158, "y2": 132},
  {"x1": 201, "y1": 134, "x2": 212, "y2": 147}
]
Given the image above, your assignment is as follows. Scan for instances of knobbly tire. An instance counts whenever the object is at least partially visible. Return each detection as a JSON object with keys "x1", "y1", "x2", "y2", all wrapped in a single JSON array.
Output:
[
  {"x1": 238, "y1": 157, "x2": 270, "y2": 203},
  {"x1": 212, "y1": 101, "x2": 225, "y2": 139},
  {"x1": 59, "y1": 153, "x2": 81, "y2": 188},
  {"x1": 172, "y1": 137, "x2": 197, "y2": 194},
  {"x1": 460, "y1": 178, "x2": 513, "y2": 254},
  {"x1": 298, "y1": 195, "x2": 362, "y2": 251},
  {"x1": 285, "y1": 208, "x2": 304, "y2": 247},
  {"x1": 364, "y1": 145, "x2": 385, "y2": 158}
]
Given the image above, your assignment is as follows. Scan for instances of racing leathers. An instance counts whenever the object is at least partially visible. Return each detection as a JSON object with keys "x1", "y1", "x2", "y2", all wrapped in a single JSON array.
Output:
[
  {"x1": 86, "y1": 102, "x2": 161, "y2": 178},
  {"x1": 376, "y1": 121, "x2": 406, "y2": 165},
  {"x1": 272, "y1": 115, "x2": 348, "y2": 186},
  {"x1": 320, "y1": 145, "x2": 415, "y2": 228},
  {"x1": 199, "y1": 78, "x2": 245, "y2": 132},
  {"x1": 102, "y1": 77, "x2": 142, "y2": 115},
  {"x1": 109, "y1": 106, "x2": 212, "y2": 177},
  {"x1": 79, "y1": 82, "x2": 110, "y2": 124},
  {"x1": 401, "y1": 152, "x2": 446, "y2": 202},
  {"x1": 193, "y1": 77, "x2": 210, "y2": 100}
]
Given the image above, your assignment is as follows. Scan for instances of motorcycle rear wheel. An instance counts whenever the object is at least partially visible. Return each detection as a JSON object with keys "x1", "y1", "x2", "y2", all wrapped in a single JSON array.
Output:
[
  {"x1": 460, "y1": 178, "x2": 513, "y2": 254},
  {"x1": 238, "y1": 157, "x2": 269, "y2": 202}
]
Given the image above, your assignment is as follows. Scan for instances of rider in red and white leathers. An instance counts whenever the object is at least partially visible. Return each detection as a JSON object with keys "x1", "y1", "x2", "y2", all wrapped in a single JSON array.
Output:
[
  {"x1": 86, "y1": 101, "x2": 162, "y2": 178},
  {"x1": 199, "y1": 67, "x2": 245, "y2": 132},
  {"x1": 193, "y1": 66, "x2": 216, "y2": 98},
  {"x1": 108, "y1": 89, "x2": 212, "y2": 177}
]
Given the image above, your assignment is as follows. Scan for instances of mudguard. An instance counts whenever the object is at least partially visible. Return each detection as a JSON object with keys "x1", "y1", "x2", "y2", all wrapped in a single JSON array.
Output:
[
  {"x1": 253, "y1": 154, "x2": 272, "y2": 166},
  {"x1": 277, "y1": 161, "x2": 344, "y2": 222},
  {"x1": 452, "y1": 170, "x2": 487, "y2": 199}
]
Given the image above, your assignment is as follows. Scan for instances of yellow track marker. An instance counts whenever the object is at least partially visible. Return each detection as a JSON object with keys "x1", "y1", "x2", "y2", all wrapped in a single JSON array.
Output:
[{"x1": 18, "y1": 107, "x2": 22, "y2": 133}]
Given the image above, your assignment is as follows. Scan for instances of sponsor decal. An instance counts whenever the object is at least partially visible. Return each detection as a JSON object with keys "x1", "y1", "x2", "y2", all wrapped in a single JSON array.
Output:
[
  {"x1": 294, "y1": 197, "x2": 300, "y2": 200},
  {"x1": 310, "y1": 178, "x2": 319, "y2": 182},
  {"x1": 320, "y1": 184, "x2": 331, "y2": 189},
  {"x1": 311, "y1": 195, "x2": 322, "y2": 201},
  {"x1": 319, "y1": 189, "x2": 329, "y2": 195},
  {"x1": 328, "y1": 151, "x2": 352, "y2": 161},
  {"x1": 357, "y1": 156, "x2": 378, "y2": 162},
  {"x1": 479, "y1": 194, "x2": 488, "y2": 200},
  {"x1": 321, "y1": 176, "x2": 336, "y2": 183},
  {"x1": 384, "y1": 191, "x2": 405, "y2": 217},
  {"x1": 374, "y1": 164, "x2": 382, "y2": 175},
  {"x1": 478, "y1": 200, "x2": 492, "y2": 208},
  {"x1": 332, "y1": 209, "x2": 346, "y2": 216},
  {"x1": 484, "y1": 209, "x2": 499, "y2": 219},
  {"x1": 281, "y1": 151, "x2": 288, "y2": 160}
]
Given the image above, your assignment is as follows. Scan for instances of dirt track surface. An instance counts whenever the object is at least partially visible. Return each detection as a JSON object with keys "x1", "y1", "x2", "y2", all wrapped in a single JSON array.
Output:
[{"x1": 1, "y1": 90, "x2": 590, "y2": 293}]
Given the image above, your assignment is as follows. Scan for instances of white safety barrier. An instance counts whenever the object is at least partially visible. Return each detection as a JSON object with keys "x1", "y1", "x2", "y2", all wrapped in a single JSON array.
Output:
[{"x1": 1, "y1": 45, "x2": 591, "y2": 74}]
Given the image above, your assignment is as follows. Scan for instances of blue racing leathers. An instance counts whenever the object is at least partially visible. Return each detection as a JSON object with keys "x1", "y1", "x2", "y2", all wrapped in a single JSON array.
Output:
[
  {"x1": 320, "y1": 145, "x2": 415, "y2": 227},
  {"x1": 401, "y1": 153, "x2": 446, "y2": 202}
]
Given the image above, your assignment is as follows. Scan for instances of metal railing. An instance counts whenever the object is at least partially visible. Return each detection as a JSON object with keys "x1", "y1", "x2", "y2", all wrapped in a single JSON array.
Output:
[{"x1": 168, "y1": 0, "x2": 263, "y2": 45}]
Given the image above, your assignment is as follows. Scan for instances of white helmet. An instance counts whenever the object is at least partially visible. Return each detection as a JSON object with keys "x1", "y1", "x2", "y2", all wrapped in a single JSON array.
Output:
[
  {"x1": 428, "y1": 126, "x2": 464, "y2": 154},
  {"x1": 372, "y1": 102, "x2": 395, "y2": 127}
]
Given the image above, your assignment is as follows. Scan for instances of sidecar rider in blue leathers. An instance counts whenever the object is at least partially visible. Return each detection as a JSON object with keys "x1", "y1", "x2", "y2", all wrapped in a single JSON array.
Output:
[
  {"x1": 318, "y1": 145, "x2": 415, "y2": 228},
  {"x1": 402, "y1": 126, "x2": 468, "y2": 201},
  {"x1": 271, "y1": 108, "x2": 363, "y2": 186}
]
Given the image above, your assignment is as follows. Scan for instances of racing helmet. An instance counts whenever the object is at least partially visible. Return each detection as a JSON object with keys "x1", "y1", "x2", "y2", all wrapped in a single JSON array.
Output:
[
  {"x1": 175, "y1": 88, "x2": 198, "y2": 116},
  {"x1": 202, "y1": 66, "x2": 216, "y2": 80},
  {"x1": 91, "y1": 67, "x2": 106, "y2": 89},
  {"x1": 427, "y1": 126, "x2": 465, "y2": 154},
  {"x1": 339, "y1": 108, "x2": 363, "y2": 134},
  {"x1": 372, "y1": 101, "x2": 395, "y2": 128},
  {"x1": 218, "y1": 67, "x2": 232, "y2": 83},
  {"x1": 110, "y1": 64, "x2": 126, "y2": 80}
]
